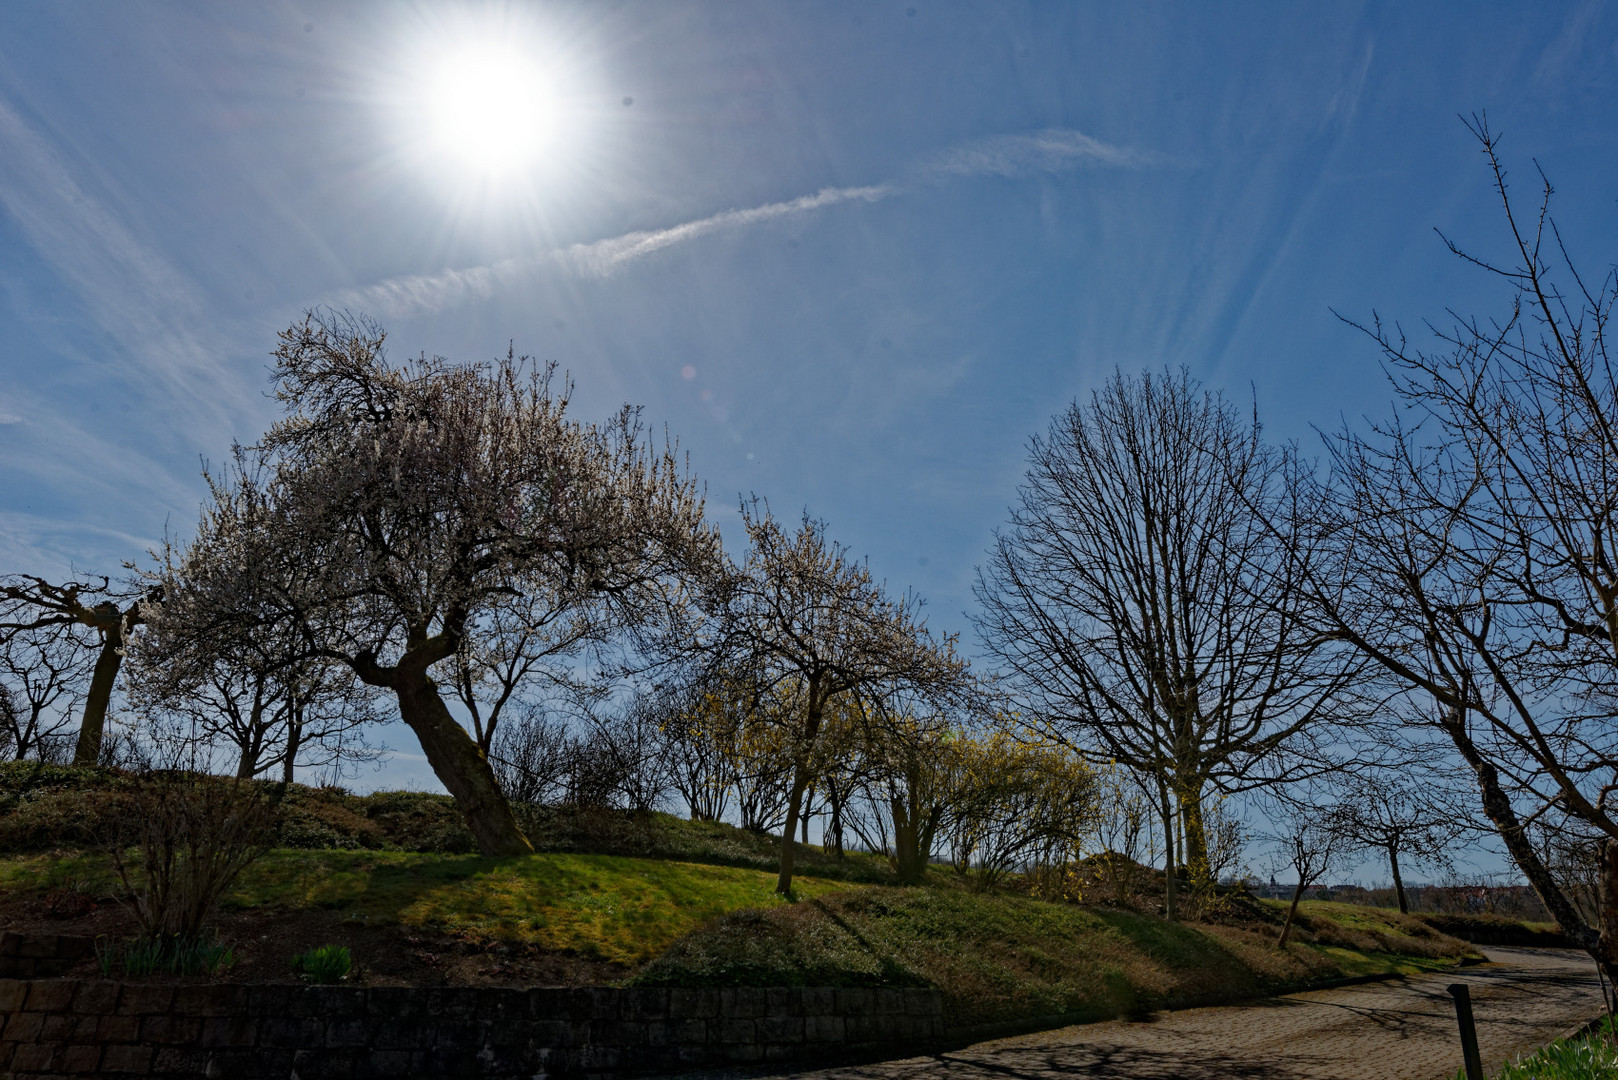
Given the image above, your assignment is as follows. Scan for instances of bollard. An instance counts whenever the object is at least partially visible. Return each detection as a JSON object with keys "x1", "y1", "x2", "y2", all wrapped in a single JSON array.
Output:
[{"x1": 1448, "y1": 983, "x2": 1485, "y2": 1080}]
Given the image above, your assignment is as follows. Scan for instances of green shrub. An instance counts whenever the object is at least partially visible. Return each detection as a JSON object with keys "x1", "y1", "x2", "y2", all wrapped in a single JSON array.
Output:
[{"x1": 291, "y1": 944, "x2": 352, "y2": 983}]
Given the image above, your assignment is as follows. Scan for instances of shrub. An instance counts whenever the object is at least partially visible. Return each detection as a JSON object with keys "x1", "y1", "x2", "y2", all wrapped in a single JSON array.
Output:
[
  {"x1": 291, "y1": 944, "x2": 352, "y2": 983},
  {"x1": 106, "y1": 770, "x2": 279, "y2": 946}
]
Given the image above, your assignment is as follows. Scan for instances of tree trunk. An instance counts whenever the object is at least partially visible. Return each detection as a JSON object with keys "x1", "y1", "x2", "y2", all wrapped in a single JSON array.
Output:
[
  {"x1": 1159, "y1": 785, "x2": 1179, "y2": 921},
  {"x1": 73, "y1": 610, "x2": 127, "y2": 766},
  {"x1": 1278, "y1": 880, "x2": 1307, "y2": 946},
  {"x1": 1177, "y1": 775, "x2": 1210, "y2": 888},
  {"x1": 1389, "y1": 846, "x2": 1408, "y2": 914},
  {"x1": 775, "y1": 763, "x2": 812, "y2": 896},
  {"x1": 394, "y1": 673, "x2": 532, "y2": 856}
]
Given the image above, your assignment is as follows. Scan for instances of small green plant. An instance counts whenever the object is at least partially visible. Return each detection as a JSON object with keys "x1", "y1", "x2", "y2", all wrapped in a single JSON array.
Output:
[
  {"x1": 1466, "y1": 1016, "x2": 1618, "y2": 1080},
  {"x1": 98, "y1": 933, "x2": 235, "y2": 976},
  {"x1": 291, "y1": 944, "x2": 352, "y2": 983}
]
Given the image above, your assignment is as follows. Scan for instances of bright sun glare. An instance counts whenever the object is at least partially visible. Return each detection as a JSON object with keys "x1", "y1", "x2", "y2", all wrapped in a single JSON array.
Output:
[{"x1": 426, "y1": 45, "x2": 557, "y2": 175}]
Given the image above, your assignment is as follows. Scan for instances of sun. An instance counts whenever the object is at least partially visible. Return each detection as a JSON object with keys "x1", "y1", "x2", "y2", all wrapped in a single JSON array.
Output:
[{"x1": 425, "y1": 45, "x2": 558, "y2": 176}]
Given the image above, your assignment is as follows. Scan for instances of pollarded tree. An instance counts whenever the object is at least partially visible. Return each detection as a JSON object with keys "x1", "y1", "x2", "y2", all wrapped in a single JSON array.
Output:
[
  {"x1": 0, "y1": 575, "x2": 149, "y2": 764},
  {"x1": 975, "y1": 368, "x2": 1366, "y2": 918},
  {"x1": 171, "y1": 311, "x2": 719, "y2": 855},
  {"x1": 704, "y1": 502, "x2": 969, "y2": 895},
  {"x1": 0, "y1": 611, "x2": 94, "y2": 761}
]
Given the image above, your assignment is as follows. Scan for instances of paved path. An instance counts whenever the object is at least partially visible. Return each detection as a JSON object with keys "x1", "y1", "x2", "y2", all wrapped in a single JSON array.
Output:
[{"x1": 727, "y1": 947, "x2": 1605, "y2": 1080}]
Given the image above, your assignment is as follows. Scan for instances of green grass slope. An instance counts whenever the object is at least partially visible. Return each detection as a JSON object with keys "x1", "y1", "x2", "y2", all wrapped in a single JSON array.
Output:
[{"x1": 633, "y1": 889, "x2": 1480, "y2": 1027}]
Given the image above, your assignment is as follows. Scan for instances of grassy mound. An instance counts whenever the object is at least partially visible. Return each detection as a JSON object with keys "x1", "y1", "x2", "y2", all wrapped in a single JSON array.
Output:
[
  {"x1": 632, "y1": 889, "x2": 1478, "y2": 1027},
  {"x1": 0, "y1": 848, "x2": 856, "y2": 967},
  {"x1": 0, "y1": 762, "x2": 890, "y2": 883}
]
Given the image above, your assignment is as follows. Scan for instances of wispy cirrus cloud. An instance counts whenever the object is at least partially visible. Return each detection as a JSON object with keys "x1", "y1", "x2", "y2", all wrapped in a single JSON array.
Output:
[{"x1": 334, "y1": 127, "x2": 1153, "y2": 319}]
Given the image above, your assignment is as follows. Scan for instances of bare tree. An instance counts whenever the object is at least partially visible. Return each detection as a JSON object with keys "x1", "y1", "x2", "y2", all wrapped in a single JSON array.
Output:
[
  {"x1": 0, "y1": 614, "x2": 94, "y2": 761},
  {"x1": 1266, "y1": 797, "x2": 1354, "y2": 947},
  {"x1": 975, "y1": 368, "x2": 1366, "y2": 918},
  {"x1": 0, "y1": 575, "x2": 151, "y2": 764},
  {"x1": 1331, "y1": 764, "x2": 1475, "y2": 914},
  {"x1": 1320, "y1": 116, "x2": 1618, "y2": 977},
  {"x1": 168, "y1": 312, "x2": 719, "y2": 855},
  {"x1": 703, "y1": 502, "x2": 969, "y2": 895}
]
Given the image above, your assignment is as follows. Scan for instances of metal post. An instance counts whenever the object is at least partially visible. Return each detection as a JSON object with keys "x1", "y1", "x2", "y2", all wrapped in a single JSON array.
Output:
[{"x1": 1448, "y1": 983, "x2": 1484, "y2": 1080}]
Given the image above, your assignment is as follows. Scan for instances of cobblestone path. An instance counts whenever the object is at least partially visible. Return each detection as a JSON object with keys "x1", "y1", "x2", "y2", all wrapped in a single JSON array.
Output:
[{"x1": 724, "y1": 947, "x2": 1604, "y2": 1080}]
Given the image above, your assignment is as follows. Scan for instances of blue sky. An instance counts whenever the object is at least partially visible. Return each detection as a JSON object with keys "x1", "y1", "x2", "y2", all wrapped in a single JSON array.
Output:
[{"x1": 2, "y1": 2, "x2": 1616, "y2": 846}]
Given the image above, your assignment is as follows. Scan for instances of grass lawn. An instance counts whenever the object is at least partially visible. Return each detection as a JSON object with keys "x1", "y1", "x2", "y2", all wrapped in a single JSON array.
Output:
[
  {"x1": 633, "y1": 886, "x2": 1481, "y2": 1027},
  {"x1": 0, "y1": 849, "x2": 852, "y2": 966}
]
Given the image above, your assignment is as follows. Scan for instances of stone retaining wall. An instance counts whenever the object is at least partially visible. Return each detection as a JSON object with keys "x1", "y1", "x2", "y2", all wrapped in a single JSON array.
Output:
[
  {"x1": 0, "y1": 934, "x2": 94, "y2": 980},
  {"x1": 0, "y1": 978, "x2": 944, "y2": 1078}
]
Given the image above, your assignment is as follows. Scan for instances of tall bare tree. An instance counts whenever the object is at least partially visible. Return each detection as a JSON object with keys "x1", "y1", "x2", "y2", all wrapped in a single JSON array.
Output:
[
  {"x1": 703, "y1": 502, "x2": 969, "y2": 895},
  {"x1": 975, "y1": 368, "x2": 1365, "y2": 918},
  {"x1": 1331, "y1": 764, "x2": 1475, "y2": 914},
  {"x1": 0, "y1": 575, "x2": 149, "y2": 764},
  {"x1": 1320, "y1": 116, "x2": 1618, "y2": 977},
  {"x1": 0, "y1": 612, "x2": 94, "y2": 761},
  {"x1": 169, "y1": 311, "x2": 719, "y2": 855}
]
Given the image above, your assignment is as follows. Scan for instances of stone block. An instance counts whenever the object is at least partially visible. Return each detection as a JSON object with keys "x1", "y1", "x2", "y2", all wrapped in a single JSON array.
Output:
[
  {"x1": 61, "y1": 1042, "x2": 102, "y2": 1073},
  {"x1": 764, "y1": 1042, "x2": 800, "y2": 1062},
  {"x1": 0, "y1": 978, "x2": 28, "y2": 1012},
  {"x1": 526, "y1": 988, "x2": 568, "y2": 1020},
  {"x1": 310, "y1": 986, "x2": 367, "y2": 1021},
  {"x1": 69, "y1": 981, "x2": 120, "y2": 1015},
  {"x1": 804, "y1": 1013, "x2": 845, "y2": 1042},
  {"x1": 674, "y1": 1044, "x2": 712, "y2": 1066},
  {"x1": 100, "y1": 1042, "x2": 154, "y2": 1074},
  {"x1": 761, "y1": 1014, "x2": 804, "y2": 1043},
  {"x1": 151, "y1": 1046, "x2": 210, "y2": 1074},
  {"x1": 905, "y1": 988, "x2": 940, "y2": 1016},
  {"x1": 875, "y1": 987, "x2": 905, "y2": 1014},
  {"x1": 324, "y1": 1017, "x2": 370, "y2": 1048},
  {"x1": 246, "y1": 985, "x2": 293, "y2": 1015},
  {"x1": 766, "y1": 987, "x2": 801, "y2": 1013},
  {"x1": 586, "y1": 986, "x2": 621, "y2": 1021},
  {"x1": 138, "y1": 1013, "x2": 202, "y2": 1045},
  {"x1": 523, "y1": 1019, "x2": 579, "y2": 1048},
  {"x1": 619, "y1": 988, "x2": 668, "y2": 1022},
  {"x1": 198, "y1": 1015, "x2": 257, "y2": 1048},
  {"x1": 368, "y1": 1019, "x2": 434, "y2": 1051},
  {"x1": 575, "y1": 1043, "x2": 621, "y2": 1070},
  {"x1": 588, "y1": 1020, "x2": 646, "y2": 1048},
  {"x1": 0, "y1": 932, "x2": 20, "y2": 956},
  {"x1": 834, "y1": 987, "x2": 874, "y2": 1015},
  {"x1": 8, "y1": 1040, "x2": 59, "y2": 1071},
  {"x1": 2, "y1": 1010, "x2": 45, "y2": 1041},
  {"x1": 717, "y1": 1017, "x2": 756, "y2": 1044},
  {"x1": 181, "y1": 983, "x2": 247, "y2": 1017},
  {"x1": 24, "y1": 980, "x2": 75, "y2": 1012},
  {"x1": 258, "y1": 1014, "x2": 325, "y2": 1049},
  {"x1": 670, "y1": 1018, "x2": 708, "y2": 1045},
  {"x1": 365, "y1": 1048, "x2": 417, "y2": 1076},
  {"x1": 116, "y1": 985, "x2": 174, "y2": 1015},
  {"x1": 668, "y1": 987, "x2": 719, "y2": 1019},
  {"x1": 720, "y1": 987, "x2": 766, "y2": 1019},
  {"x1": 725, "y1": 1042, "x2": 763, "y2": 1064},
  {"x1": 363, "y1": 987, "x2": 418, "y2": 1020},
  {"x1": 293, "y1": 1047, "x2": 360, "y2": 1080},
  {"x1": 800, "y1": 986, "x2": 833, "y2": 1014},
  {"x1": 96, "y1": 1013, "x2": 140, "y2": 1042},
  {"x1": 40, "y1": 1011, "x2": 98, "y2": 1041}
]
